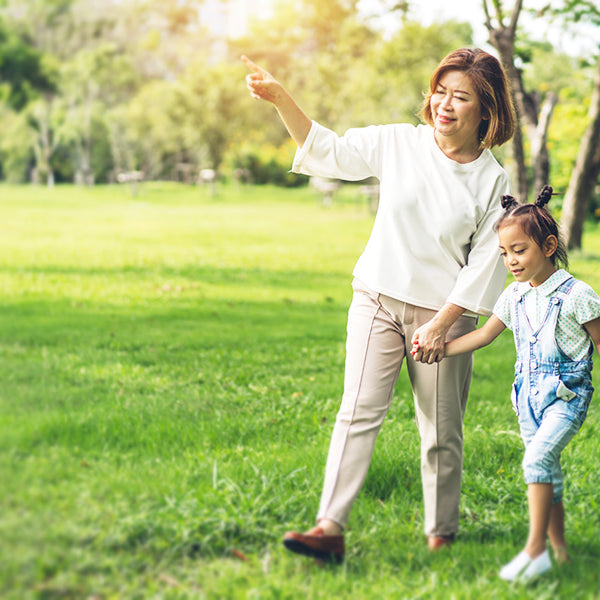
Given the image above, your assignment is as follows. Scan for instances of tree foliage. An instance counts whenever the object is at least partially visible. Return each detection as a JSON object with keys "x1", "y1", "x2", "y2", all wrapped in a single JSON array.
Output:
[
  {"x1": 0, "y1": 18, "x2": 55, "y2": 110},
  {"x1": 0, "y1": 0, "x2": 597, "y2": 234}
]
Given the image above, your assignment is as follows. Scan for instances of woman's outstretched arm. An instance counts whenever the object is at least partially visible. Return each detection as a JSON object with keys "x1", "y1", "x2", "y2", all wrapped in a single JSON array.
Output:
[{"x1": 243, "y1": 55, "x2": 312, "y2": 148}]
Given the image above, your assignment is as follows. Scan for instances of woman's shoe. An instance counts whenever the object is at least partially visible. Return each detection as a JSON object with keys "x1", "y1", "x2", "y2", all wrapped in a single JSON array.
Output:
[
  {"x1": 283, "y1": 526, "x2": 345, "y2": 563},
  {"x1": 427, "y1": 534, "x2": 455, "y2": 550}
]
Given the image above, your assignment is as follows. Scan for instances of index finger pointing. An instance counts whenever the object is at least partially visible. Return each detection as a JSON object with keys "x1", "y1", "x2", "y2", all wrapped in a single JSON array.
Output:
[{"x1": 241, "y1": 55, "x2": 262, "y2": 74}]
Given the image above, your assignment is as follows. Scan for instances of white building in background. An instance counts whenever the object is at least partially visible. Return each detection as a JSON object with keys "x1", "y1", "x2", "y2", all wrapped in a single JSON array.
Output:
[{"x1": 199, "y1": 0, "x2": 275, "y2": 61}]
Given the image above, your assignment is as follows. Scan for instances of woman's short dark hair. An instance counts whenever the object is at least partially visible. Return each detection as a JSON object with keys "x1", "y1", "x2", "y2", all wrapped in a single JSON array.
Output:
[{"x1": 421, "y1": 48, "x2": 517, "y2": 149}]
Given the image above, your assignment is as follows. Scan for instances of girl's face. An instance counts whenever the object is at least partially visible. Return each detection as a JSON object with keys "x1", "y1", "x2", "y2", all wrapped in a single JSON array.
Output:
[
  {"x1": 430, "y1": 70, "x2": 486, "y2": 148},
  {"x1": 498, "y1": 222, "x2": 557, "y2": 287}
]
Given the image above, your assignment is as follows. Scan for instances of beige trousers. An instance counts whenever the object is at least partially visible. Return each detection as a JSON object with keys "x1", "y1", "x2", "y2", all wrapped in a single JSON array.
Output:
[{"x1": 317, "y1": 279, "x2": 477, "y2": 536}]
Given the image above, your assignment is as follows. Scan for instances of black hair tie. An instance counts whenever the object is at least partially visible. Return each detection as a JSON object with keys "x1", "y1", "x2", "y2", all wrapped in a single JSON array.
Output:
[
  {"x1": 501, "y1": 194, "x2": 519, "y2": 210},
  {"x1": 535, "y1": 185, "x2": 553, "y2": 207}
]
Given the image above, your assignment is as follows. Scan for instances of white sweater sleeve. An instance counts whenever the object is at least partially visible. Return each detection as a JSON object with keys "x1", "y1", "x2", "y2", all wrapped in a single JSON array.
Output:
[
  {"x1": 446, "y1": 176, "x2": 510, "y2": 316},
  {"x1": 292, "y1": 121, "x2": 381, "y2": 180},
  {"x1": 448, "y1": 180, "x2": 508, "y2": 316}
]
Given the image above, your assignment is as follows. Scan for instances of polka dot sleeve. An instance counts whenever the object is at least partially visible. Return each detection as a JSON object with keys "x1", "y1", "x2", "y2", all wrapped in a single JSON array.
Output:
[
  {"x1": 569, "y1": 281, "x2": 600, "y2": 326},
  {"x1": 492, "y1": 283, "x2": 517, "y2": 330}
]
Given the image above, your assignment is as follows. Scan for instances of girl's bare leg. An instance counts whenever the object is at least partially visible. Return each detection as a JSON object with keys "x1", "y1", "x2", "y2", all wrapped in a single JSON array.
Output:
[
  {"x1": 547, "y1": 500, "x2": 570, "y2": 563},
  {"x1": 524, "y1": 483, "x2": 553, "y2": 558}
]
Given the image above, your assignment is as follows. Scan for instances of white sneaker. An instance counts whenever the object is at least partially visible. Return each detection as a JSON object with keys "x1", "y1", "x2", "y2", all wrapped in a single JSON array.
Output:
[
  {"x1": 499, "y1": 551, "x2": 531, "y2": 581},
  {"x1": 499, "y1": 549, "x2": 552, "y2": 582},
  {"x1": 521, "y1": 550, "x2": 552, "y2": 581}
]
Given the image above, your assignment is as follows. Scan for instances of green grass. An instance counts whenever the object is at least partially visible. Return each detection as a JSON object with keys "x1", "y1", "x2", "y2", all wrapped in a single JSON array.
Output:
[{"x1": 1, "y1": 181, "x2": 599, "y2": 599}]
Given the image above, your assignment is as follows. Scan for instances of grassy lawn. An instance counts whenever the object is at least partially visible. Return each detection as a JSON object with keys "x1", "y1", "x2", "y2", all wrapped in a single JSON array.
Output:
[{"x1": 1, "y1": 181, "x2": 599, "y2": 599}]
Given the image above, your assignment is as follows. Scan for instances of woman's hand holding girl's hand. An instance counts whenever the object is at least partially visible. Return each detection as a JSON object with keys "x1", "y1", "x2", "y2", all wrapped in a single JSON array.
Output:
[
  {"x1": 410, "y1": 321, "x2": 447, "y2": 364},
  {"x1": 242, "y1": 55, "x2": 283, "y2": 104}
]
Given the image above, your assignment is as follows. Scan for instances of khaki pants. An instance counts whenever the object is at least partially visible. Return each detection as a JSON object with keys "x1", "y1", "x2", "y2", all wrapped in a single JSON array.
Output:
[{"x1": 317, "y1": 279, "x2": 477, "y2": 536}]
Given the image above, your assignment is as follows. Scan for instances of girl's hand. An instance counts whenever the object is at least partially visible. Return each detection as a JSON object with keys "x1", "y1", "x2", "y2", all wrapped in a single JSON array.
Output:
[
  {"x1": 410, "y1": 336, "x2": 420, "y2": 358},
  {"x1": 242, "y1": 55, "x2": 283, "y2": 104}
]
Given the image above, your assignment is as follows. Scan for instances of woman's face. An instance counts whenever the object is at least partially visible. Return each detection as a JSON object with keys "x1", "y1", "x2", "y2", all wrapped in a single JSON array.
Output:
[{"x1": 429, "y1": 70, "x2": 486, "y2": 147}]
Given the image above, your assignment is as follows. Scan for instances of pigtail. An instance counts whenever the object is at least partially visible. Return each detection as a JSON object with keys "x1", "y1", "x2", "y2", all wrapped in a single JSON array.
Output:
[
  {"x1": 535, "y1": 185, "x2": 553, "y2": 208},
  {"x1": 501, "y1": 194, "x2": 519, "y2": 211}
]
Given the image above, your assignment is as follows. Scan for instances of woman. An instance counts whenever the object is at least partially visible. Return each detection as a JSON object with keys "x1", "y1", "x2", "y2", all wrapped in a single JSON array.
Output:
[{"x1": 244, "y1": 48, "x2": 516, "y2": 562}]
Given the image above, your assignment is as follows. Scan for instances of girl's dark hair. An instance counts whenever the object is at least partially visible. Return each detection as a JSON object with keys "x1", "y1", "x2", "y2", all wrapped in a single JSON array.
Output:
[
  {"x1": 421, "y1": 48, "x2": 517, "y2": 148},
  {"x1": 496, "y1": 185, "x2": 568, "y2": 268}
]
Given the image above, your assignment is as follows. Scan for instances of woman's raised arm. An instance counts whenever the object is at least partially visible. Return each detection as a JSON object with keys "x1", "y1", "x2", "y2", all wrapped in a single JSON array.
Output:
[{"x1": 242, "y1": 55, "x2": 312, "y2": 148}]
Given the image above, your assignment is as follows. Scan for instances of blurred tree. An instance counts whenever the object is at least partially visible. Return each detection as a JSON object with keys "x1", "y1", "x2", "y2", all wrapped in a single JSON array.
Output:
[
  {"x1": 122, "y1": 0, "x2": 212, "y2": 80},
  {"x1": 2, "y1": 0, "x2": 106, "y2": 58},
  {"x1": 61, "y1": 42, "x2": 138, "y2": 183},
  {"x1": 554, "y1": 1, "x2": 600, "y2": 249},
  {"x1": 178, "y1": 61, "x2": 251, "y2": 172},
  {"x1": 0, "y1": 18, "x2": 56, "y2": 110},
  {"x1": 544, "y1": 71, "x2": 591, "y2": 197},
  {"x1": 0, "y1": 106, "x2": 33, "y2": 181},
  {"x1": 1, "y1": 0, "x2": 138, "y2": 183},
  {"x1": 26, "y1": 96, "x2": 73, "y2": 186},
  {"x1": 108, "y1": 78, "x2": 196, "y2": 178},
  {"x1": 560, "y1": 57, "x2": 600, "y2": 249}
]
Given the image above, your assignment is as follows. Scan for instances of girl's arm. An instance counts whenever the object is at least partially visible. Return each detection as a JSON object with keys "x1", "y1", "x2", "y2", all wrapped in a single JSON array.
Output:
[
  {"x1": 243, "y1": 56, "x2": 312, "y2": 148},
  {"x1": 412, "y1": 314, "x2": 506, "y2": 361},
  {"x1": 583, "y1": 316, "x2": 600, "y2": 359},
  {"x1": 445, "y1": 314, "x2": 506, "y2": 357}
]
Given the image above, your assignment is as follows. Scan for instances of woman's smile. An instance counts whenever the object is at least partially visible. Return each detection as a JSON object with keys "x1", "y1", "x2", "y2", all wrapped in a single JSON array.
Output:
[{"x1": 430, "y1": 69, "x2": 486, "y2": 157}]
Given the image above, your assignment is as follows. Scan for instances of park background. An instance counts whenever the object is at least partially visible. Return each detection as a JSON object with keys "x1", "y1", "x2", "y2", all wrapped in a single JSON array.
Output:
[{"x1": 1, "y1": 0, "x2": 600, "y2": 598}]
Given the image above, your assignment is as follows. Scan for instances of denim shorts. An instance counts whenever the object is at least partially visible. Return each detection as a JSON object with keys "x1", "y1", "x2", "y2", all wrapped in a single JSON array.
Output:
[{"x1": 511, "y1": 362, "x2": 593, "y2": 501}]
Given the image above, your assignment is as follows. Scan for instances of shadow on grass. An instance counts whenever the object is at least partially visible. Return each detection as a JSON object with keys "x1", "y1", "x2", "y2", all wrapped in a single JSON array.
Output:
[
  {"x1": 0, "y1": 286, "x2": 349, "y2": 457},
  {"x1": 0, "y1": 262, "x2": 351, "y2": 291}
]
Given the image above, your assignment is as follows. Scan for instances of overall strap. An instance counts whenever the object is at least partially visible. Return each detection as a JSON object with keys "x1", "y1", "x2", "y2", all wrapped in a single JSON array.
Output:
[
  {"x1": 540, "y1": 276, "x2": 574, "y2": 324},
  {"x1": 552, "y1": 276, "x2": 576, "y2": 299},
  {"x1": 518, "y1": 277, "x2": 576, "y2": 345}
]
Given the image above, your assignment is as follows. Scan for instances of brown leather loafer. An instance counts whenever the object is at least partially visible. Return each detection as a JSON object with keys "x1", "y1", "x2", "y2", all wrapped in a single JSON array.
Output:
[
  {"x1": 283, "y1": 527, "x2": 345, "y2": 563},
  {"x1": 427, "y1": 534, "x2": 455, "y2": 551}
]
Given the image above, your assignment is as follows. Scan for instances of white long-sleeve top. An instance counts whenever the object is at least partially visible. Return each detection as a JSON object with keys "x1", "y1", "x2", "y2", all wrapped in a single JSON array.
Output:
[{"x1": 292, "y1": 121, "x2": 510, "y2": 316}]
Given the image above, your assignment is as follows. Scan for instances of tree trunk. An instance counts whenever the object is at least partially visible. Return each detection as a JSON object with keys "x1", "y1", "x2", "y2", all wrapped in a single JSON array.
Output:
[
  {"x1": 484, "y1": 0, "x2": 528, "y2": 199},
  {"x1": 561, "y1": 56, "x2": 600, "y2": 250},
  {"x1": 510, "y1": 110, "x2": 529, "y2": 199},
  {"x1": 529, "y1": 92, "x2": 558, "y2": 194},
  {"x1": 484, "y1": 0, "x2": 557, "y2": 201}
]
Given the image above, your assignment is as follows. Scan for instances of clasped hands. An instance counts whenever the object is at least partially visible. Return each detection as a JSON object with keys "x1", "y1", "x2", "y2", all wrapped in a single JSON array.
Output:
[{"x1": 410, "y1": 323, "x2": 447, "y2": 364}]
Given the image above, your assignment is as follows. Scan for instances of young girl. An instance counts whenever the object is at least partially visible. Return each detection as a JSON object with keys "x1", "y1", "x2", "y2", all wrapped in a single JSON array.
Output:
[{"x1": 413, "y1": 186, "x2": 600, "y2": 581}]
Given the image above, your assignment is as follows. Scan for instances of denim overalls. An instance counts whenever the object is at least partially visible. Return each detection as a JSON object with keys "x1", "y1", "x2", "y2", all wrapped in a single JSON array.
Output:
[{"x1": 510, "y1": 277, "x2": 594, "y2": 503}]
